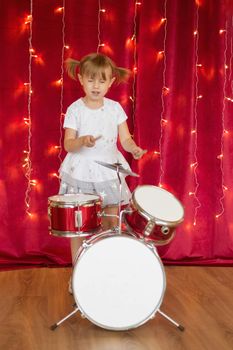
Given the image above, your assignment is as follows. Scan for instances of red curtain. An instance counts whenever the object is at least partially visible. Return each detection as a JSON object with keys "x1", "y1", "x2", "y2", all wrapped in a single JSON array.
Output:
[{"x1": 1, "y1": 0, "x2": 233, "y2": 267}]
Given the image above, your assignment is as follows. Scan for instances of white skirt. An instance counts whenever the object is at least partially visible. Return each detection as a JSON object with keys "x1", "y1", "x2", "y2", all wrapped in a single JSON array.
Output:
[{"x1": 59, "y1": 178, "x2": 131, "y2": 207}]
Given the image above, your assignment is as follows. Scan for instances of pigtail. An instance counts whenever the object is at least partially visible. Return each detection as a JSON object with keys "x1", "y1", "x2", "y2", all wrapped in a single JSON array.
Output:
[
  {"x1": 65, "y1": 58, "x2": 80, "y2": 80},
  {"x1": 114, "y1": 66, "x2": 132, "y2": 84}
]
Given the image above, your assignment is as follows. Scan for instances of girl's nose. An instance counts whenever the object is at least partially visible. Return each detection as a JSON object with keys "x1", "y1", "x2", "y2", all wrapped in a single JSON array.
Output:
[{"x1": 93, "y1": 80, "x2": 99, "y2": 88}]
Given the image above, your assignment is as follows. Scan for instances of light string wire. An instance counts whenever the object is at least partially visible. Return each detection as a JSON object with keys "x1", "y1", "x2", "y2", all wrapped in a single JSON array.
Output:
[
  {"x1": 158, "y1": 0, "x2": 167, "y2": 187},
  {"x1": 191, "y1": 3, "x2": 201, "y2": 226},
  {"x1": 97, "y1": 0, "x2": 103, "y2": 52},
  {"x1": 131, "y1": 1, "x2": 140, "y2": 128},
  {"x1": 216, "y1": 18, "x2": 229, "y2": 218},
  {"x1": 24, "y1": 0, "x2": 33, "y2": 216},
  {"x1": 58, "y1": 0, "x2": 66, "y2": 166},
  {"x1": 230, "y1": 16, "x2": 233, "y2": 90}
]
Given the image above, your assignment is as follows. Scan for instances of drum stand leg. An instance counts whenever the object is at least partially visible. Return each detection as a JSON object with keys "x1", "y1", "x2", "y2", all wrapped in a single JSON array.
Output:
[
  {"x1": 50, "y1": 304, "x2": 79, "y2": 331},
  {"x1": 158, "y1": 309, "x2": 185, "y2": 331}
]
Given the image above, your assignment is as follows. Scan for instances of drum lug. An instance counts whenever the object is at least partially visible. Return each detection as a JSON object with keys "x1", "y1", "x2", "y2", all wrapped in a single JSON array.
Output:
[
  {"x1": 144, "y1": 220, "x2": 155, "y2": 236},
  {"x1": 161, "y1": 226, "x2": 170, "y2": 235},
  {"x1": 82, "y1": 241, "x2": 92, "y2": 249},
  {"x1": 97, "y1": 211, "x2": 103, "y2": 218},
  {"x1": 150, "y1": 313, "x2": 156, "y2": 319},
  {"x1": 75, "y1": 210, "x2": 83, "y2": 229},
  {"x1": 147, "y1": 242, "x2": 156, "y2": 250}
]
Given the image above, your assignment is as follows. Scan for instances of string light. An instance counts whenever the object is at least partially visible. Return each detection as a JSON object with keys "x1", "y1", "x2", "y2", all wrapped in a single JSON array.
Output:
[
  {"x1": 229, "y1": 16, "x2": 233, "y2": 93},
  {"x1": 24, "y1": 0, "x2": 34, "y2": 217},
  {"x1": 158, "y1": 0, "x2": 168, "y2": 187},
  {"x1": 24, "y1": 15, "x2": 32, "y2": 25},
  {"x1": 190, "y1": 3, "x2": 201, "y2": 226},
  {"x1": 97, "y1": 0, "x2": 106, "y2": 51},
  {"x1": 215, "y1": 20, "x2": 228, "y2": 219},
  {"x1": 56, "y1": 0, "x2": 66, "y2": 167},
  {"x1": 55, "y1": 7, "x2": 64, "y2": 14},
  {"x1": 219, "y1": 29, "x2": 226, "y2": 35},
  {"x1": 130, "y1": 1, "x2": 140, "y2": 127},
  {"x1": 50, "y1": 172, "x2": 59, "y2": 179}
]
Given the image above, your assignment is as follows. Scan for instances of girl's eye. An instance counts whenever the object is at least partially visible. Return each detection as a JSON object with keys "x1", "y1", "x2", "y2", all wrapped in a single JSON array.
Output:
[
  {"x1": 100, "y1": 80, "x2": 105, "y2": 83},
  {"x1": 88, "y1": 79, "x2": 93, "y2": 82}
]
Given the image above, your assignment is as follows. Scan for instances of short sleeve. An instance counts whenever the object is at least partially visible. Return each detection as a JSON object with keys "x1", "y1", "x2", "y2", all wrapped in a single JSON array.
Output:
[
  {"x1": 63, "y1": 105, "x2": 80, "y2": 130},
  {"x1": 116, "y1": 102, "x2": 128, "y2": 125}
]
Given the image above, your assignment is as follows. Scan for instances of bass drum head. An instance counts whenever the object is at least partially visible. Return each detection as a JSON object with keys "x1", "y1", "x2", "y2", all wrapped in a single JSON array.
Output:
[{"x1": 72, "y1": 234, "x2": 166, "y2": 331}]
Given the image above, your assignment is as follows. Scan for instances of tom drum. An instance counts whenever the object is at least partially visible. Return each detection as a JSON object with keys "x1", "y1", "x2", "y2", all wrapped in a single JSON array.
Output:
[
  {"x1": 124, "y1": 185, "x2": 184, "y2": 245},
  {"x1": 48, "y1": 193, "x2": 102, "y2": 237}
]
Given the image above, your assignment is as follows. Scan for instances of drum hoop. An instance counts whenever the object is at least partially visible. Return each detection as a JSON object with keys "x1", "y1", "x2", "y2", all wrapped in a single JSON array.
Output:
[
  {"x1": 49, "y1": 228, "x2": 100, "y2": 238},
  {"x1": 48, "y1": 193, "x2": 102, "y2": 206},
  {"x1": 147, "y1": 232, "x2": 175, "y2": 245},
  {"x1": 72, "y1": 232, "x2": 167, "y2": 331},
  {"x1": 48, "y1": 201, "x2": 101, "y2": 208},
  {"x1": 131, "y1": 185, "x2": 184, "y2": 226},
  {"x1": 83, "y1": 229, "x2": 120, "y2": 246}
]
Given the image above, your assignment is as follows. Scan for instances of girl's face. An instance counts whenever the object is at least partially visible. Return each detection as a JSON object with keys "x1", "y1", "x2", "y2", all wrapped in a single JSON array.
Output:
[{"x1": 78, "y1": 67, "x2": 115, "y2": 103}]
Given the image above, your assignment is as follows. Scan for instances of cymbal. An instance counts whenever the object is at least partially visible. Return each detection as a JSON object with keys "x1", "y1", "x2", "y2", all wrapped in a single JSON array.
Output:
[{"x1": 95, "y1": 161, "x2": 139, "y2": 177}]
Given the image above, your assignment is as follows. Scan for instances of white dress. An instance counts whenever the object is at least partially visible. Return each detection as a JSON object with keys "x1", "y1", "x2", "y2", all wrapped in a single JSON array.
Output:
[{"x1": 59, "y1": 97, "x2": 132, "y2": 206}]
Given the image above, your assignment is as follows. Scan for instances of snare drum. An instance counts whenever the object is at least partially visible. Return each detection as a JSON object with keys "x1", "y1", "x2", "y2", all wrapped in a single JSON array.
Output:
[
  {"x1": 124, "y1": 185, "x2": 184, "y2": 245},
  {"x1": 72, "y1": 231, "x2": 165, "y2": 330},
  {"x1": 48, "y1": 194, "x2": 102, "y2": 237}
]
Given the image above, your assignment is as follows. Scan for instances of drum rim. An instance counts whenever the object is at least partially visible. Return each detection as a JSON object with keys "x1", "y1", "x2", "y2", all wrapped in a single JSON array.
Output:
[
  {"x1": 49, "y1": 228, "x2": 101, "y2": 238},
  {"x1": 48, "y1": 193, "x2": 102, "y2": 206},
  {"x1": 131, "y1": 185, "x2": 184, "y2": 226},
  {"x1": 72, "y1": 232, "x2": 166, "y2": 331}
]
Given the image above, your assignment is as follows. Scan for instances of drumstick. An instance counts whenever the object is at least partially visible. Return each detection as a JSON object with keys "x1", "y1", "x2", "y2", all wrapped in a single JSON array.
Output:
[
  {"x1": 94, "y1": 135, "x2": 102, "y2": 141},
  {"x1": 142, "y1": 149, "x2": 147, "y2": 155}
]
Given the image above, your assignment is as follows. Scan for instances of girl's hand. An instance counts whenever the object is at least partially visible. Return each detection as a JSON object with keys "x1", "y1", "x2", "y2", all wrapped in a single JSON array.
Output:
[
  {"x1": 82, "y1": 135, "x2": 96, "y2": 147},
  {"x1": 132, "y1": 147, "x2": 147, "y2": 159}
]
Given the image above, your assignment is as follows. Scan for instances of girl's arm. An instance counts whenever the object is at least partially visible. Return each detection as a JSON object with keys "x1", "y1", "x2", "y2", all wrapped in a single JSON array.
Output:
[
  {"x1": 118, "y1": 122, "x2": 144, "y2": 159},
  {"x1": 64, "y1": 128, "x2": 96, "y2": 152}
]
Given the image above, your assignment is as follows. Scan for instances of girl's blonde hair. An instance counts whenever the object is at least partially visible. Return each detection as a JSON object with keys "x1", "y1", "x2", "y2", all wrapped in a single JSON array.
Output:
[{"x1": 65, "y1": 53, "x2": 131, "y2": 84}]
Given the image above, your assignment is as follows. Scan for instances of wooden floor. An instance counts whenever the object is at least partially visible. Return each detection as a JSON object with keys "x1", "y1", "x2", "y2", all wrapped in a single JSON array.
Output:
[{"x1": 0, "y1": 265, "x2": 233, "y2": 350}]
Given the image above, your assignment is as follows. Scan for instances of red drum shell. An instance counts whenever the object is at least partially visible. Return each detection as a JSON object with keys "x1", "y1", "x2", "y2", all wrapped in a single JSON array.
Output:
[
  {"x1": 125, "y1": 209, "x2": 175, "y2": 245},
  {"x1": 48, "y1": 194, "x2": 102, "y2": 237}
]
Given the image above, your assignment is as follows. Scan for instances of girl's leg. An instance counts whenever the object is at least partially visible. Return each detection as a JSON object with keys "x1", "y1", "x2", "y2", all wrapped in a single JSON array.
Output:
[
  {"x1": 101, "y1": 205, "x2": 118, "y2": 230},
  {"x1": 70, "y1": 237, "x2": 84, "y2": 265},
  {"x1": 69, "y1": 205, "x2": 118, "y2": 294},
  {"x1": 69, "y1": 237, "x2": 84, "y2": 294}
]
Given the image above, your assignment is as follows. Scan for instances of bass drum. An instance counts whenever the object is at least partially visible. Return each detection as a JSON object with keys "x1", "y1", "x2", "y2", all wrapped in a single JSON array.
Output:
[{"x1": 72, "y1": 231, "x2": 166, "y2": 331}]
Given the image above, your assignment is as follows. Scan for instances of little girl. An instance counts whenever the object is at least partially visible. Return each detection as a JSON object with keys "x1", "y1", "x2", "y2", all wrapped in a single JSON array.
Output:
[{"x1": 59, "y1": 53, "x2": 144, "y2": 292}]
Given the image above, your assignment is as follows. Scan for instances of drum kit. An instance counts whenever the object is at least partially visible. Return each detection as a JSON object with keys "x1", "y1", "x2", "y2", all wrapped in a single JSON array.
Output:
[{"x1": 48, "y1": 161, "x2": 185, "y2": 332}]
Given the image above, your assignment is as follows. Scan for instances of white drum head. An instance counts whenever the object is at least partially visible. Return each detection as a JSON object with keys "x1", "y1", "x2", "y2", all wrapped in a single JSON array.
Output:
[
  {"x1": 133, "y1": 186, "x2": 184, "y2": 223},
  {"x1": 72, "y1": 234, "x2": 165, "y2": 330},
  {"x1": 49, "y1": 193, "x2": 100, "y2": 204}
]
